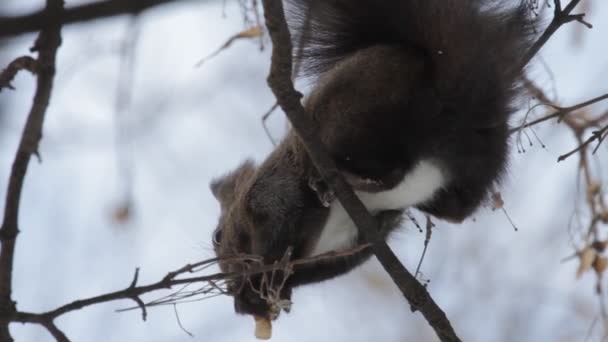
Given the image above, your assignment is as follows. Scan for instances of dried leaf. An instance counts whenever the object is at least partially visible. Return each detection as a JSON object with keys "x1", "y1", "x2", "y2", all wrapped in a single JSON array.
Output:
[
  {"x1": 593, "y1": 256, "x2": 608, "y2": 276},
  {"x1": 238, "y1": 25, "x2": 264, "y2": 39},
  {"x1": 600, "y1": 211, "x2": 608, "y2": 223},
  {"x1": 588, "y1": 181, "x2": 601, "y2": 196},
  {"x1": 577, "y1": 247, "x2": 597, "y2": 279}
]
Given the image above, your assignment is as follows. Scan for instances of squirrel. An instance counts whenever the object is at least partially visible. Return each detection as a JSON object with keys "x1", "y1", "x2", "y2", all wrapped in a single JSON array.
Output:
[{"x1": 210, "y1": 0, "x2": 536, "y2": 319}]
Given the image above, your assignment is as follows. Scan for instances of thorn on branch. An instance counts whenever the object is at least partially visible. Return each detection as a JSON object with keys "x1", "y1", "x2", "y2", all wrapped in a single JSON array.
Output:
[
  {"x1": 129, "y1": 267, "x2": 140, "y2": 289},
  {"x1": 565, "y1": 13, "x2": 593, "y2": 28},
  {"x1": 33, "y1": 150, "x2": 42, "y2": 163},
  {"x1": 126, "y1": 268, "x2": 148, "y2": 320}
]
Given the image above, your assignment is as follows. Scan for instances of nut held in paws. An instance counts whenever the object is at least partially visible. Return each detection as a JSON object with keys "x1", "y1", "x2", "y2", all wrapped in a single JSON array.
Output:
[{"x1": 254, "y1": 316, "x2": 272, "y2": 340}]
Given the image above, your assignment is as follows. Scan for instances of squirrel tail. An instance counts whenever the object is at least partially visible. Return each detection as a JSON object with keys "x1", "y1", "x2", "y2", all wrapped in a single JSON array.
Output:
[
  {"x1": 287, "y1": 0, "x2": 537, "y2": 123},
  {"x1": 287, "y1": 0, "x2": 536, "y2": 75}
]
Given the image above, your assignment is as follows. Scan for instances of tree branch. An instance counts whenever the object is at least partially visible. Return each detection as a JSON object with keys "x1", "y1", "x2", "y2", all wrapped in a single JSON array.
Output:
[
  {"x1": 521, "y1": 0, "x2": 590, "y2": 69},
  {"x1": 0, "y1": 0, "x2": 193, "y2": 38},
  {"x1": 0, "y1": 248, "x2": 362, "y2": 340},
  {"x1": 0, "y1": 0, "x2": 63, "y2": 340},
  {"x1": 260, "y1": 0, "x2": 460, "y2": 341}
]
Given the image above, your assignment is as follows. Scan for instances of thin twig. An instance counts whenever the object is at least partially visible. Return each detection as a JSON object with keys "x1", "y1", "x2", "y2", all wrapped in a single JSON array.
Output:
[
  {"x1": 510, "y1": 93, "x2": 608, "y2": 134},
  {"x1": 42, "y1": 321, "x2": 69, "y2": 342},
  {"x1": 415, "y1": 216, "x2": 435, "y2": 279},
  {"x1": 261, "y1": 102, "x2": 279, "y2": 146},
  {"x1": 173, "y1": 304, "x2": 194, "y2": 337}
]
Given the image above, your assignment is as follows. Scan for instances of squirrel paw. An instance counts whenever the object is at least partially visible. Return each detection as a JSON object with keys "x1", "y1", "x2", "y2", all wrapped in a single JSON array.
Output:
[{"x1": 308, "y1": 176, "x2": 335, "y2": 207}]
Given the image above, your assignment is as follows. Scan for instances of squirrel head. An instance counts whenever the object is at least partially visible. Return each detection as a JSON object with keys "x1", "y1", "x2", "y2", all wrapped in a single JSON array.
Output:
[
  {"x1": 210, "y1": 155, "x2": 308, "y2": 318},
  {"x1": 210, "y1": 160, "x2": 273, "y2": 317}
]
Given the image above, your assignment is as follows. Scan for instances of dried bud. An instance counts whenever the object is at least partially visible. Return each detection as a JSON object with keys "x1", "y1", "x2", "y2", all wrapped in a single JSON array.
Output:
[
  {"x1": 593, "y1": 256, "x2": 608, "y2": 276},
  {"x1": 600, "y1": 211, "x2": 608, "y2": 224},
  {"x1": 112, "y1": 202, "x2": 131, "y2": 224},
  {"x1": 577, "y1": 247, "x2": 597, "y2": 279},
  {"x1": 588, "y1": 182, "x2": 601, "y2": 196},
  {"x1": 491, "y1": 192, "x2": 504, "y2": 210}
]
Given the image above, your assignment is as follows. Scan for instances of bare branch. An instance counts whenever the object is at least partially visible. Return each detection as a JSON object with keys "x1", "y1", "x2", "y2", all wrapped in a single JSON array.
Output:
[
  {"x1": 415, "y1": 216, "x2": 435, "y2": 279},
  {"x1": 0, "y1": 1, "x2": 63, "y2": 340},
  {"x1": 0, "y1": 0, "x2": 195, "y2": 38},
  {"x1": 1, "y1": 246, "x2": 363, "y2": 333},
  {"x1": 260, "y1": 0, "x2": 460, "y2": 341},
  {"x1": 521, "y1": 0, "x2": 590, "y2": 68}
]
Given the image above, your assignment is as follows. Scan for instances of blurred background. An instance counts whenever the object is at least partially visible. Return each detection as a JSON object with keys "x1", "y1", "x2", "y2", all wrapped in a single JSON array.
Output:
[{"x1": 0, "y1": 0, "x2": 607, "y2": 341}]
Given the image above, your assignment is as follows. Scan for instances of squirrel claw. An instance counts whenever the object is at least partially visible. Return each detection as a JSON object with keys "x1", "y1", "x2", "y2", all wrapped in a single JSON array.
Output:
[{"x1": 308, "y1": 176, "x2": 335, "y2": 207}]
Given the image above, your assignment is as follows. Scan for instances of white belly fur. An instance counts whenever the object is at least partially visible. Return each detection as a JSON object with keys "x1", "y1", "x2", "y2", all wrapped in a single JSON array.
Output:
[{"x1": 310, "y1": 160, "x2": 446, "y2": 255}]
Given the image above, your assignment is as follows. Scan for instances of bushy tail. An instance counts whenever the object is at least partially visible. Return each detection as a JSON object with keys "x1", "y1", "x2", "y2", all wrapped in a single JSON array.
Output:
[{"x1": 287, "y1": 0, "x2": 537, "y2": 124}]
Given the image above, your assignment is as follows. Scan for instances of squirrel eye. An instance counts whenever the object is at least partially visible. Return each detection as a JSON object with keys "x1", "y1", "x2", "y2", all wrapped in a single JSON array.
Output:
[{"x1": 212, "y1": 227, "x2": 223, "y2": 246}]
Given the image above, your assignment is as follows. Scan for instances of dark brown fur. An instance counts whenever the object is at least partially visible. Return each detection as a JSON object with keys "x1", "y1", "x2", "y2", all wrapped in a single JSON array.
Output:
[{"x1": 211, "y1": 0, "x2": 536, "y2": 318}]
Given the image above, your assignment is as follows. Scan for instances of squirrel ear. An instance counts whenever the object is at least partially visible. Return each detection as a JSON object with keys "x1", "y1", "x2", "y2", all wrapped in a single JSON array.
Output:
[
  {"x1": 210, "y1": 160, "x2": 256, "y2": 203},
  {"x1": 209, "y1": 179, "x2": 224, "y2": 199}
]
